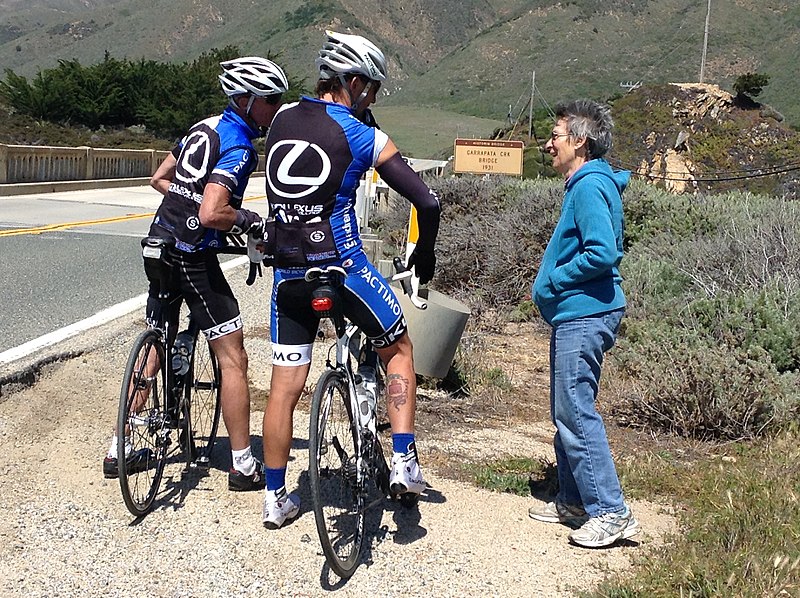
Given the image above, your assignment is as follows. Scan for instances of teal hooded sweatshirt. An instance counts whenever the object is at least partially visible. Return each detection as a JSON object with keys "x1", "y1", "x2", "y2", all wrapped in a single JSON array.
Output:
[{"x1": 532, "y1": 159, "x2": 630, "y2": 326}]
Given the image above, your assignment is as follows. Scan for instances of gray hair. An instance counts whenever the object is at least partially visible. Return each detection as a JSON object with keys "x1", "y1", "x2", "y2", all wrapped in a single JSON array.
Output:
[{"x1": 555, "y1": 99, "x2": 614, "y2": 159}]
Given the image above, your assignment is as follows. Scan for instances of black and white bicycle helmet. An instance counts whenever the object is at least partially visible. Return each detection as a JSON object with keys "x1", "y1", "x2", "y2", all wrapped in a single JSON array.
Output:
[
  {"x1": 218, "y1": 56, "x2": 289, "y2": 98},
  {"x1": 315, "y1": 30, "x2": 387, "y2": 82}
]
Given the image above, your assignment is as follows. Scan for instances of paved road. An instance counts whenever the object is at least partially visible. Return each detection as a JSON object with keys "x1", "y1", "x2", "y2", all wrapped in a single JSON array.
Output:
[{"x1": 0, "y1": 178, "x2": 268, "y2": 364}]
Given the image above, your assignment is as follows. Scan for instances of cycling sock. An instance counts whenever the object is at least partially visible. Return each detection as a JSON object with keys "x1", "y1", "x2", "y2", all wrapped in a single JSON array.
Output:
[
  {"x1": 108, "y1": 435, "x2": 133, "y2": 459},
  {"x1": 107, "y1": 434, "x2": 119, "y2": 459},
  {"x1": 265, "y1": 467, "x2": 287, "y2": 492},
  {"x1": 392, "y1": 433, "x2": 415, "y2": 455},
  {"x1": 232, "y1": 446, "x2": 256, "y2": 476}
]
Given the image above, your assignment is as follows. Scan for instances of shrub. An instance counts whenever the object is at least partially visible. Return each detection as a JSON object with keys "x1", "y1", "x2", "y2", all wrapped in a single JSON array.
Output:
[
  {"x1": 375, "y1": 175, "x2": 800, "y2": 438},
  {"x1": 614, "y1": 319, "x2": 798, "y2": 439},
  {"x1": 375, "y1": 174, "x2": 560, "y2": 316},
  {"x1": 622, "y1": 180, "x2": 719, "y2": 249},
  {"x1": 0, "y1": 48, "x2": 306, "y2": 139},
  {"x1": 618, "y1": 253, "x2": 694, "y2": 320},
  {"x1": 431, "y1": 176, "x2": 561, "y2": 313},
  {"x1": 687, "y1": 288, "x2": 800, "y2": 373}
]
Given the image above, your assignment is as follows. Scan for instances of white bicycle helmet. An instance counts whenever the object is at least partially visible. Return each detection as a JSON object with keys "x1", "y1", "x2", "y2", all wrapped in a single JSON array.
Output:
[
  {"x1": 315, "y1": 30, "x2": 387, "y2": 82},
  {"x1": 218, "y1": 56, "x2": 289, "y2": 98}
]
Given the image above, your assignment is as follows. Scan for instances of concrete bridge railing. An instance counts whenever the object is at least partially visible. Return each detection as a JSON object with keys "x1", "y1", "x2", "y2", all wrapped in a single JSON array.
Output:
[
  {"x1": 0, "y1": 143, "x2": 172, "y2": 185},
  {"x1": 0, "y1": 143, "x2": 273, "y2": 196}
]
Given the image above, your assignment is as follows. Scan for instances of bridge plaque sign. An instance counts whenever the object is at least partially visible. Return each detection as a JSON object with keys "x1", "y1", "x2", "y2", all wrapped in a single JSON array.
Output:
[{"x1": 453, "y1": 138, "x2": 524, "y2": 176}]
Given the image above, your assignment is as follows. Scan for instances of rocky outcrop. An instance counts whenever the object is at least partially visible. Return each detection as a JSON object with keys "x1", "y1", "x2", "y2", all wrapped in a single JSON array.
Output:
[
  {"x1": 626, "y1": 83, "x2": 798, "y2": 196},
  {"x1": 670, "y1": 83, "x2": 734, "y2": 121}
]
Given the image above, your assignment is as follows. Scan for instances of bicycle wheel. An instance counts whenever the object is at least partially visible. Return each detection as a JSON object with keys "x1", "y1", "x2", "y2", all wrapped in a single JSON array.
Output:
[
  {"x1": 182, "y1": 330, "x2": 221, "y2": 467},
  {"x1": 309, "y1": 368, "x2": 364, "y2": 578},
  {"x1": 117, "y1": 329, "x2": 169, "y2": 517}
]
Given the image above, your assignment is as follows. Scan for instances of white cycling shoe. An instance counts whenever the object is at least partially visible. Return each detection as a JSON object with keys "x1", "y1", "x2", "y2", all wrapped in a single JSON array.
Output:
[
  {"x1": 262, "y1": 487, "x2": 300, "y2": 530},
  {"x1": 389, "y1": 451, "x2": 427, "y2": 496}
]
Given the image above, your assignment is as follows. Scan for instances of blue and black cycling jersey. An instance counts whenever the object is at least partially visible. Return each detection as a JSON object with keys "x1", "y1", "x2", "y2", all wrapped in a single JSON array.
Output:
[
  {"x1": 264, "y1": 96, "x2": 411, "y2": 359},
  {"x1": 150, "y1": 106, "x2": 260, "y2": 252},
  {"x1": 264, "y1": 96, "x2": 389, "y2": 267}
]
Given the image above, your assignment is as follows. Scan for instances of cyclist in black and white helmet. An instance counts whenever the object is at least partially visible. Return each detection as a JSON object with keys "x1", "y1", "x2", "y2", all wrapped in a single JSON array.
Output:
[
  {"x1": 219, "y1": 56, "x2": 289, "y2": 132},
  {"x1": 102, "y1": 57, "x2": 288, "y2": 494},
  {"x1": 258, "y1": 31, "x2": 440, "y2": 529}
]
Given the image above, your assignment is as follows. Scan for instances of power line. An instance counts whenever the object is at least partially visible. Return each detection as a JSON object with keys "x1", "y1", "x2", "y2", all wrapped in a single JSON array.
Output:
[
  {"x1": 610, "y1": 155, "x2": 800, "y2": 177},
  {"x1": 607, "y1": 157, "x2": 800, "y2": 183}
]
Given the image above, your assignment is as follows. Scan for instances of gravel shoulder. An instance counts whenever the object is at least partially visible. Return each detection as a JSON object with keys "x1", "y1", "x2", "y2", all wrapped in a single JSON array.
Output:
[{"x1": 0, "y1": 264, "x2": 675, "y2": 597}]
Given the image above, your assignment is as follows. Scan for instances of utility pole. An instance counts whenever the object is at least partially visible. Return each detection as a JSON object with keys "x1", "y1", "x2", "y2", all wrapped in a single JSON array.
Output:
[
  {"x1": 699, "y1": 0, "x2": 711, "y2": 83},
  {"x1": 528, "y1": 71, "x2": 535, "y2": 139}
]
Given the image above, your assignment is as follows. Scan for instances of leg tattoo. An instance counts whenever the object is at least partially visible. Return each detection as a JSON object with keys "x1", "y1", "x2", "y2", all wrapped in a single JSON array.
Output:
[{"x1": 386, "y1": 374, "x2": 409, "y2": 411}]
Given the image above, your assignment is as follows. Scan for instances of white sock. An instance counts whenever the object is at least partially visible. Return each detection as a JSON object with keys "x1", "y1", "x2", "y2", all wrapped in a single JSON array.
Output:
[
  {"x1": 107, "y1": 435, "x2": 132, "y2": 459},
  {"x1": 232, "y1": 446, "x2": 256, "y2": 476},
  {"x1": 107, "y1": 434, "x2": 119, "y2": 459}
]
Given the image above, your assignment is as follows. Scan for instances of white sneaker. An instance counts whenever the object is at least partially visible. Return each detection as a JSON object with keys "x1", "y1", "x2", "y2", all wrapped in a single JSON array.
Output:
[
  {"x1": 568, "y1": 504, "x2": 640, "y2": 548},
  {"x1": 389, "y1": 451, "x2": 427, "y2": 495},
  {"x1": 528, "y1": 501, "x2": 588, "y2": 526},
  {"x1": 262, "y1": 487, "x2": 300, "y2": 530}
]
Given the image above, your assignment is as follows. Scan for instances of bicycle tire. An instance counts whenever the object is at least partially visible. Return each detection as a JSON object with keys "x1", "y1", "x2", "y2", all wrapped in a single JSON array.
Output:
[
  {"x1": 309, "y1": 368, "x2": 364, "y2": 578},
  {"x1": 182, "y1": 330, "x2": 221, "y2": 467},
  {"x1": 117, "y1": 329, "x2": 169, "y2": 516}
]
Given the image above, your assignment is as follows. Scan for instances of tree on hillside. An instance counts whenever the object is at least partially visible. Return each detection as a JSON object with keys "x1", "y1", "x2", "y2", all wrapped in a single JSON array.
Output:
[
  {"x1": 733, "y1": 72, "x2": 770, "y2": 100},
  {"x1": 0, "y1": 48, "x2": 306, "y2": 140}
]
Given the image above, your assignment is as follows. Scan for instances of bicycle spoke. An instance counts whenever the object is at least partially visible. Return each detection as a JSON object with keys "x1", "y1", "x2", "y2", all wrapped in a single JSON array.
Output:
[{"x1": 183, "y1": 332, "x2": 221, "y2": 467}]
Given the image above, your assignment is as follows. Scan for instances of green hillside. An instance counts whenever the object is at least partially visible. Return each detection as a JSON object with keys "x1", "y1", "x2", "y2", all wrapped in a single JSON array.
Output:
[{"x1": 1, "y1": 0, "x2": 798, "y2": 128}]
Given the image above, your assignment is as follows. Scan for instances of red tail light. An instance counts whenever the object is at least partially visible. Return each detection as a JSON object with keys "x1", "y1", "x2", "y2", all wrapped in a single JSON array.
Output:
[{"x1": 311, "y1": 297, "x2": 334, "y2": 312}]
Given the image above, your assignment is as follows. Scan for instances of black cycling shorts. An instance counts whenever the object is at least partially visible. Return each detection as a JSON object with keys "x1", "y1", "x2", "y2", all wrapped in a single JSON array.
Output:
[
  {"x1": 145, "y1": 248, "x2": 242, "y2": 341},
  {"x1": 270, "y1": 253, "x2": 408, "y2": 367}
]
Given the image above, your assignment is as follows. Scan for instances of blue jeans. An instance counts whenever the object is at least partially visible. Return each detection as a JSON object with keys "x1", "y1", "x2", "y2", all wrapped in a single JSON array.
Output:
[{"x1": 550, "y1": 308, "x2": 625, "y2": 517}]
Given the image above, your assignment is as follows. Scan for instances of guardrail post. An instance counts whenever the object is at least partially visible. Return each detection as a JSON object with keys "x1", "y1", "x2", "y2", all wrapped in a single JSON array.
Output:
[
  {"x1": 0, "y1": 144, "x2": 8, "y2": 184},
  {"x1": 83, "y1": 147, "x2": 94, "y2": 179},
  {"x1": 149, "y1": 149, "x2": 156, "y2": 176}
]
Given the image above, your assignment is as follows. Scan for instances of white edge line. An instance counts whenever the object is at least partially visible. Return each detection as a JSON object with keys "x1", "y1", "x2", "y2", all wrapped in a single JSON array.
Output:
[{"x1": 0, "y1": 256, "x2": 249, "y2": 366}]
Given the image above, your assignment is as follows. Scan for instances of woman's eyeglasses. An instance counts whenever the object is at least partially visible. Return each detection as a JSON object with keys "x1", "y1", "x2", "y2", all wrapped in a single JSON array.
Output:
[{"x1": 549, "y1": 131, "x2": 571, "y2": 141}]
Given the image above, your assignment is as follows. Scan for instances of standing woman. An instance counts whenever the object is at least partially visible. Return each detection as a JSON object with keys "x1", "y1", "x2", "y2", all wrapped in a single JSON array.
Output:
[{"x1": 528, "y1": 99, "x2": 639, "y2": 548}]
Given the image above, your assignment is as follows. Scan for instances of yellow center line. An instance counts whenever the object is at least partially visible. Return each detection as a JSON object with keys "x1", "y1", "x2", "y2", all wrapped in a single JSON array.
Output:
[{"x1": 0, "y1": 194, "x2": 267, "y2": 238}]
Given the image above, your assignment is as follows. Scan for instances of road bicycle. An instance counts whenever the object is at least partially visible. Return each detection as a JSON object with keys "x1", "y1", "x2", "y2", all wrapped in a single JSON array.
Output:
[
  {"x1": 307, "y1": 258, "x2": 426, "y2": 578},
  {"x1": 115, "y1": 236, "x2": 254, "y2": 517}
]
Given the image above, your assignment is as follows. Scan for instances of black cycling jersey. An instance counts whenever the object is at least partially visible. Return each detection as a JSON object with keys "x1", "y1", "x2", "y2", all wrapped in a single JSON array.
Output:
[
  {"x1": 149, "y1": 106, "x2": 260, "y2": 253},
  {"x1": 144, "y1": 106, "x2": 259, "y2": 339}
]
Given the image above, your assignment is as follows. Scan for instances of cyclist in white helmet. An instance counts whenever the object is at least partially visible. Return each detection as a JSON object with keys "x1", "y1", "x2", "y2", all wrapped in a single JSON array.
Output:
[
  {"x1": 103, "y1": 57, "x2": 288, "y2": 494},
  {"x1": 258, "y1": 31, "x2": 440, "y2": 529},
  {"x1": 316, "y1": 30, "x2": 387, "y2": 125}
]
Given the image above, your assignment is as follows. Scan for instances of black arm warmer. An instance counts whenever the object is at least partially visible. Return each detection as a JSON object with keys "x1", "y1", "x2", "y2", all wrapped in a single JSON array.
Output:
[{"x1": 377, "y1": 153, "x2": 440, "y2": 251}]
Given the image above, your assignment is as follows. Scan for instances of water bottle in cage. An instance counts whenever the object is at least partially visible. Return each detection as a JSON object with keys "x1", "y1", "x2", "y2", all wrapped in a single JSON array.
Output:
[
  {"x1": 171, "y1": 331, "x2": 193, "y2": 376},
  {"x1": 356, "y1": 363, "x2": 377, "y2": 424}
]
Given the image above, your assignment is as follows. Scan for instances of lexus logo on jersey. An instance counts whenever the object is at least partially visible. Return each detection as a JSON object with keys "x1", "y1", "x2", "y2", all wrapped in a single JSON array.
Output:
[
  {"x1": 267, "y1": 140, "x2": 331, "y2": 199},
  {"x1": 176, "y1": 131, "x2": 212, "y2": 183}
]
